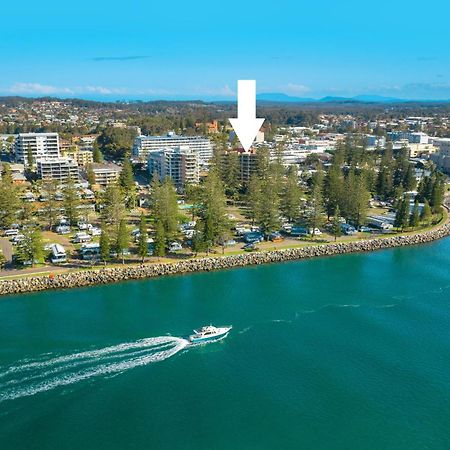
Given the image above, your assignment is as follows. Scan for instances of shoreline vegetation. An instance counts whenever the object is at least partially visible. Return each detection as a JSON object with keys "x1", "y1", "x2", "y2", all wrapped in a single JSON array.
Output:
[{"x1": 1, "y1": 217, "x2": 449, "y2": 297}]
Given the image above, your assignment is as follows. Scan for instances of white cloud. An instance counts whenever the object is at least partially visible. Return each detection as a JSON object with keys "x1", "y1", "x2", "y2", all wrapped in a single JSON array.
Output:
[
  {"x1": 282, "y1": 83, "x2": 311, "y2": 95},
  {"x1": 8, "y1": 83, "x2": 75, "y2": 95},
  {"x1": 6, "y1": 83, "x2": 184, "y2": 98},
  {"x1": 190, "y1": 84, "x2": 236, "y2": 97}
]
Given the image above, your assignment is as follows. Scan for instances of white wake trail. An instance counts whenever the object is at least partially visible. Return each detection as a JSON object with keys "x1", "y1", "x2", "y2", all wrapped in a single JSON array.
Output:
[{"x1": 0, "y1": 336, "x2": 189, "y2": 402}]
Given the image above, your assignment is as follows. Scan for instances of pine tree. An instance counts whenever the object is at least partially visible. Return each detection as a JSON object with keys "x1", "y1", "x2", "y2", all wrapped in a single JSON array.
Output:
[
  {"x1": 332, "y1": 205, "x2": 342, "y2": 241},
  {"x1": 324, "y1": 162, "x2": 344, "y2": 218},
  {"x1": 223, "y1": 152, "x2": 241, "y2": 201},
  {"x1": 42, "y1": 180, "x2": 59, "y2": 230},
  {"x1": 15, "y1": 227, "x2": 43, "y2": 267},
  {"x1": 92, "y1": 143, "x2": 103, "y2": 163},
  {"x1": 410, "y1": 200, "x2": 420, "y2": 228},
  {"x1": 0, "y1": 166, "x2": 21, "y2": 228},
  {"x1": 430, "y1": 178, "x2": 444, "y2": 214},
  {"x1": 247, "y1": 174, "x2": 262, "y2": 225},
  {"x1": 154, "y1": 219, "x2": 166, "y2": 258},
  {"x1": 376, "y1": 145, "x2": 394, "y2": 199},
  {"x1": 102, "y1": 183, "x2": 125, "y2": 230},
  {"x1": 63, "y1": 178, "x2": 80, "y2": 226},
  {"x1": 281, "y1": 167, "x2": 301, "y2": 222},
  {"x1": 258, "y1": 178, "x2": 280, "y2": 235},
  {"x1": 120, "y1": 158, "x2": 136, "y2": 209},
  {"x1": 152, "y1": 178, "x2": 179, "y2": 243},
  {"x1": 138, "y1": 213, "x2": 148, "y2": 263},
  {"x1": 86, "y1": 164, "x2": 96, "y2": 186},
  {"x1": 307, "y1": 169, "x2": 325, "y2": 238},
  {"x1": 256, "y1": 146, "x2": 271, "y2": 181},
  {"x1": 403, "y1": 164, "x2": 416, "y2": 191},
  {"x1": 27, "y1": 147, "x2": 34, "y2": 169},
  {"x1": 99, "y1": 224, "x2": 111, "y2": 265},
  {"x1": 353, "y1": 173, "x2": 370, "y2": 227},
  {"x1": 421, "y1": 200, "x2": 432, "y2": 225},
  {"x1": 197, "y1": 170, "x2": 230, "y2": 250},
  {"x1": 116, "y1": 219, "x2": 129, "y2": 264},
  {"x1": 394, "y1": 195, "x2": 410, "y2": 230}
]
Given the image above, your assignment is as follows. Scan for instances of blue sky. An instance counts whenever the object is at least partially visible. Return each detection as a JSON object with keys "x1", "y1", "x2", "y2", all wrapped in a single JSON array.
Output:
[{"x1": 1, "y1": 0, "x2": 449, "y2": 100}]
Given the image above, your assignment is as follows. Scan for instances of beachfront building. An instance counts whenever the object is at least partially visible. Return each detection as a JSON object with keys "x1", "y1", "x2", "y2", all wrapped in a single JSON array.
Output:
[
  {"x1": 89, "y1": 162, "x2": 122, "y2": 186},
  {"x1": 37, "y1": 158, "x2": 79, "y2": 182},
  {"x1": 15, "y1": 132, "x2": 60, "y2": 164},
  {"x1": 148, "y1": 146, "x2": 199, "y2": 188},
  {"x1": 239, "y1": 150, "x2": 258, "y2": 183},
  {"x1": 133, "y1": 132, "x2": 213, "y2": 163}
]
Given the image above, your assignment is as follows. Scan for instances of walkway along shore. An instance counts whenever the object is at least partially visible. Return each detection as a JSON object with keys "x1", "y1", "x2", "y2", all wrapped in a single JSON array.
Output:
[{"x1": 1, "y1": 222, "x2": 450, "y2": 296}]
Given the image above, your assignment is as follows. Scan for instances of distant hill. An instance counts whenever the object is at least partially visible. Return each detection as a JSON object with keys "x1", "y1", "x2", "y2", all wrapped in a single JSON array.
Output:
[
  {"x1": 257, "y1": 93, "x2": 450, "y2": 104},
  {"x1": 256, "y1": 93, "x2": 404, "y2": 104},
  {"x1": 257, "y1": 93, "x2": 316, "y2": 103}
]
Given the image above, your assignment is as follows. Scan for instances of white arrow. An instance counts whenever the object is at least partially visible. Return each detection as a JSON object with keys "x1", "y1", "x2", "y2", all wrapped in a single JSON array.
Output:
[{"x1": 229, "y1": 80, "x2": 265, "y2": 152}]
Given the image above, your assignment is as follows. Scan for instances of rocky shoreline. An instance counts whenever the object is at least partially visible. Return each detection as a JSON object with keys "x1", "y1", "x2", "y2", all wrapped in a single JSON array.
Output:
[{"x1": 1, "y1": 223, "x2": 450, "y2": 297}]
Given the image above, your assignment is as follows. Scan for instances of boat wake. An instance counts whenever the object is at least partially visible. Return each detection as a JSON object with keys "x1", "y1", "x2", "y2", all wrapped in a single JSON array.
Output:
[{"x1": 0, "y1": 336, "x2": 188, "y2": 403}]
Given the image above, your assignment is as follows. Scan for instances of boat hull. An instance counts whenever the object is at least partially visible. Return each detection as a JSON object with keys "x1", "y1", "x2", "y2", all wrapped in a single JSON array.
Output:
[{"x1": 189, "y1": 327, "x2": 231, "y2": 343}]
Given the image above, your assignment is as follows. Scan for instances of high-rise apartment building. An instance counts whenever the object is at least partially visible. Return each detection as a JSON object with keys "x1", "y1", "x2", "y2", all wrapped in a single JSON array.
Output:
[
  {"x1": 37, "y1": 158, "x2": 79, "y2": 182},
  {"x1": 15, "y1": 132, "x2": 60, "y2": 164},
  {"x1": 134, "y1": 132, "x2": 212, "y2": 163},
  {"x1": 148, "y1": 146, "x2": 199, "y2": 188}
]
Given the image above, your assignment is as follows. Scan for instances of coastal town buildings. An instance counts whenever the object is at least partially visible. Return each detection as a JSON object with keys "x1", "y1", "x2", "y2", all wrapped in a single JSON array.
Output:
[
  {"x1": 14, "y1": 132, "x2": 60, "y2": 164},
  {"x1": 133, "y1": 132, "x2": 213, "y2": 163},
  {"x1": 148, "y1": 146, "x2": 200, "y2": 188},
  {"x1": 431, "y1": 138, "x2": 450, "y2": 173},
  {"x1": 61, "y1": 148, "x2": 93, "y2": 167},
  {"x1": 89, "y1": 162, "x2": 122, "y2": 186},
  {"x1": 37, "y1": 158, "x2": 79, "y2": 182}
]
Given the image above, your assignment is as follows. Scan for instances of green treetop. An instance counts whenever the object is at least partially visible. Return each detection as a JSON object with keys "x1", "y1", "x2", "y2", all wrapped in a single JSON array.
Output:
[
  {"x1": 63, "y1": 178, "x2": 80, "y2": 226},
  {"x1": 99, "y1": 223, "x2": 111, "y2": 265},
  {"x1": 116, "y1": 219, "x2": 129, "y2": 264},
  {"x1": 138, "y1": 213, "x2": 148, "y2": 263}
]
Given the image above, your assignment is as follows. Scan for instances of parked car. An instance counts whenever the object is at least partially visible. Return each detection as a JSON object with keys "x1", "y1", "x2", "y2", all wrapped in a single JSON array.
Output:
[
  {"x1": 110, "y1": 249, "x2": 131, "y2": 257},
  {"x1": 340, "y1": 223, "x2": 357, "y2": 235},
  {"x1": 243, "y1": 231, "x2": 263, "y2": 243},
  {"x1": 243, "y1": 243, "x2": 259, "y2": 252},
  {"x1": 308, "y1": 228, "x2": 322, "y2": 236},
  {"x1": 4, "y1": 229, "x2": 19, "y2": 237},
  {"x1": 56, "y1": 225, "x2": 71, "y2": 234},
  {"x1": 90, "y1": 227, "x2": 102, "y2": 236},
  {"x1": 290, "y1": 226, "x2": 308, "y2": 237},
  {"x1": 222, "y1": 239, "x2": 237, "y2": 247},
  {"x1": 359, "y1": 226, "x2": 372, "y2": 233},
  {"x1": 269, "y1": 232, "x2": 284, "y2": 242},
  {"x1": 169, "y1": 242, "x2": 182, "y2": 252},
  {"x1": 77, "y1": 221, "x2": 91, "y2": 231},
  {"x1": 12, "y1": 234, "x2": 25, "y2": 244}
]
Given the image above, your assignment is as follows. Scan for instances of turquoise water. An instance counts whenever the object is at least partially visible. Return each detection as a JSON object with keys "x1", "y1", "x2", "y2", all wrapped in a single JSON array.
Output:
[{"x1": 1, "y1": 239, "x2": 450, "y2": 449}]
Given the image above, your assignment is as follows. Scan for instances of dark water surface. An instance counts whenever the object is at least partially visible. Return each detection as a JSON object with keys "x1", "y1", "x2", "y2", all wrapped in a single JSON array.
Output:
[{"x1": 1, "y1": 239, "x2": 450, "y2": 449}]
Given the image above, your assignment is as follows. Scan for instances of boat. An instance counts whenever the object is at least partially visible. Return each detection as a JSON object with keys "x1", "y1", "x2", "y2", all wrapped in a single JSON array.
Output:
[{"x1": 188, "y1": 325, "x2": 232, "y2": 343}]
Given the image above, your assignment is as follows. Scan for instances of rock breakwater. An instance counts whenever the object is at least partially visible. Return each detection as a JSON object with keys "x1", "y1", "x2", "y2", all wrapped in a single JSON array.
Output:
[{"x1": 2, "y1": 223, "x2": 450, "y2": 296}]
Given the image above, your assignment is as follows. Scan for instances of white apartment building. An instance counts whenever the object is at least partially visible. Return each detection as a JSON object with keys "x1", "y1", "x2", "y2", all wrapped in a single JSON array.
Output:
[
  {"x1": 133, "y1": 132, "x2": 213, "y2": 163},
  {"x1": 37, "y1": 158, "x2": 79, "y2": 182},
  {"x1": 148, "y1": 146, "x2": 199, "y2": 188},
  {"x1": 431, "y1": 138, "x2": 450, "y2": 173},
  {"x1": 15, "y1": 132, "x2": 60, "y2": 164},
  {"x1": 90, "y1": 163, "x2": 122, "y2": 186}
]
